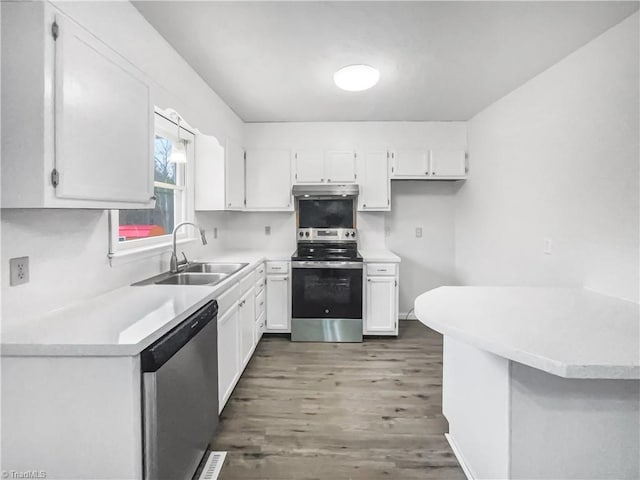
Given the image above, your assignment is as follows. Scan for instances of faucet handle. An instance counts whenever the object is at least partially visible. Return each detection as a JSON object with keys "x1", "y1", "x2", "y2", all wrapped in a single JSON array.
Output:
[{"x1": 181, "y1": 252, "x2": 188, "y2": 265}]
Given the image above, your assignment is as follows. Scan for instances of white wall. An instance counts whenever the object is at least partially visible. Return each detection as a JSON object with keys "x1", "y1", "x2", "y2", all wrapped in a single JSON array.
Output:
[
  {"x1": 455, "y1": 13, "x2": 639, "y2": 302},
  {"x1": 241, "y1": 121, "x2": 466, "y2": 313},
  {"x1": 1, "y1": 1, "x2": 241, "y2": 323}
]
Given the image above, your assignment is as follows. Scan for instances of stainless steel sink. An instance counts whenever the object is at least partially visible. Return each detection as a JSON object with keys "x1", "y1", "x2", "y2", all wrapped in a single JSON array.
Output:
[
  {"x1": 183, "y1": 262, "x2": 248, "y2": 275},
  {"x1": 132, "y1": 262, "x2": 249, "y2": 286},
  {"x1": 155, "y1": 272, "x2": 229, "y2": 286}
]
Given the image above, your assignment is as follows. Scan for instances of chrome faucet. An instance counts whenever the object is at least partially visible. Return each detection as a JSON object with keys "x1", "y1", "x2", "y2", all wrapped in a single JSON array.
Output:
[{"x1": 170, "y1": 222, "x2": 208, "y2": 273}]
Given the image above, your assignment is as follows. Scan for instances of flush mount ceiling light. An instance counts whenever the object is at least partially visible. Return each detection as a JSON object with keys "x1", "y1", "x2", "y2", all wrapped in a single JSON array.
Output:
[{"x1": 333, "y1": 64, "x2": 380, "y2": 92}]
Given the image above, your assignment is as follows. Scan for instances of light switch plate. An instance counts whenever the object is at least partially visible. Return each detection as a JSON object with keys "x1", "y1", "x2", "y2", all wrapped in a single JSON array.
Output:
[
  {"x1": 416, "y1": 227, "x2": 423, "y2": 238},
  {"x1": 10, "y1": 256, "x2": 29, "y2": 286},
  {"x1": 543, "y1": 237, "x2": 553, "y2": 255},
  {"x1": 265, "y1": 226, "x2": 271, "y2": 236}
]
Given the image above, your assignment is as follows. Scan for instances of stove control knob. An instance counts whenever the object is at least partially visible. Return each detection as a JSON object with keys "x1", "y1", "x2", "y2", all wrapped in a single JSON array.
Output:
[
  {"x1": 305, "y1": 231, "x2": 310, "y2": 237},
  {"x1": 299, "y1": 232, "x2": 304, "y2": 237},
  {"x1": 351, "y1": 231, "x2": 356, "y2": 237}
]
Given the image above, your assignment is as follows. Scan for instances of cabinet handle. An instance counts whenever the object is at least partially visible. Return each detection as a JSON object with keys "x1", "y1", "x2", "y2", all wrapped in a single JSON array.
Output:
[
  {"x1": 363, "y1": 204, "x2": 367, "y2": 208},
  {"x1": 367, "y1": 279, "x2": 371, "y2": 282},
  {"x1": 260, "y1": 301, "x2": 264, "y2": 306},
  {"x1": 327, "y1": 178, "x2": 331, "y2": 182},
  {"x1": 150, "y1": 195, "x2": 157, "y2": 201},
  {"x1": 320, "y1": 178, "x2": 324, "y2": 182}
]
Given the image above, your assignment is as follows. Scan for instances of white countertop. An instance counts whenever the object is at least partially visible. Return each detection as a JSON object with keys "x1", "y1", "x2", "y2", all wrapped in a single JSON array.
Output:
[
  {"x1": 1, "y1": 251, "x2": 290, "y2": 357},
  {"x1": 415, "y1": 287, "x2": 640, "y2": 380},
  {"x1": 360, "y1": 248, "x2": 401, "y2": 263}
]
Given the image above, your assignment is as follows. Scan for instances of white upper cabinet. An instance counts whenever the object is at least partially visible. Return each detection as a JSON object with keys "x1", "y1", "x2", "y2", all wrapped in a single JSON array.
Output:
[
  {"x1": 294, "y1": 149, "x2": 325, "y2": 183},
  {"x1": 245, "y1": 149, "x2": 292, "y2": 210},
  {"x1": 293, "y1": 149, "x2": 357, "y2": 184},
  {"x1": 357, "y1": 150, "x2": 390, "y2": 211},
  {"x1": 194, "y1": 133, "x2": 225, "y2": 210},
  {"x1": 430, "y1": 149, "x2": 467, "y2": 178},
  {"x1": 325, "y1": 150, "x2": 357, "y2": 183},
  {"x1": 390, "y1": 149, "x2": 430, "y2": 178},
  {"x1": 1, "y1": 2, "x2": 155, "y2": 209},
  {"x1": 54, "y1": 15, "x2": 153, "y2": 204},
  {"x1": 225, "y1": 139, "x2": 246, "y2": 210}
]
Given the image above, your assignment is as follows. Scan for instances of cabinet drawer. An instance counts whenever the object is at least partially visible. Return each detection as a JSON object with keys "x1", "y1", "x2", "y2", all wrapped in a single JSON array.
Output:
[
  {"x1": 256, "y1": 276, "x2": 266, "y2": 294},
  {"x1": 255, "y1": 288, "x2": 266, "y2": 319},
  {"x1": 366, "y1": 263, "x2": 397, "y2": 276},
  {"x1": 256, "y1": 310, "x2": 266, "y2": 340},
  {"x1": 217, "y1": 283, "x2": 239, "y2": 314},
  {"x1": 239, "y1": 269, "x2": 257, "y2": 294},
  {"x1": 266, "y1": 261, "x2": 289, "y2": 274}
]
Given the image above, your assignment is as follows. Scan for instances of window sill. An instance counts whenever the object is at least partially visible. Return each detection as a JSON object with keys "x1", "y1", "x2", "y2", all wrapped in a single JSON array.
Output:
[{"x1": 108, "y1": 237, "x2": 196, "y2": 267}]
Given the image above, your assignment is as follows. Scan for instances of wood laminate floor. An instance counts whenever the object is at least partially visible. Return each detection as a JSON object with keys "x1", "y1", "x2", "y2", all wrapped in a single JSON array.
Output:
[{"x1": 209, "y1": 320, "x2": 465, "y2": 479}]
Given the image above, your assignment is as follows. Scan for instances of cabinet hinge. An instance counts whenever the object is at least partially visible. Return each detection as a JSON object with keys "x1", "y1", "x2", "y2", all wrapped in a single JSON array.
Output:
[
  {"x1": 388, "y1": 198, "x2": 390, "y2": 206},
  {"x1": 394, "y1": 280, "x2": 397, "y2": 287},
  {"x1": 295, "y1": 173, "x2": 298, "y2": 180},
  {"x1": 51, "y1": 169, "x2": 59, "y2": 188},
  {"x1": 51, "y1": 21, "x2": 59, "y2": 40},
  {"x1": 243, "y1": 151, "x2": 246, "y2": 161}
]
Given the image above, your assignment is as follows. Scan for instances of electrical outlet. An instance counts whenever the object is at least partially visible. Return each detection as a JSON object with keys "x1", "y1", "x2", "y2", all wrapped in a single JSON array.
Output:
[
  {"x1": 416, "y1": 227, "x2": 423, "y2": 238},
  {"x1": 265, "y1": 226, "x2": 271, "y2": 236},
  {"x1": 543, "y1": 237, "x2": 553, "y2": 255},
  {"x1": 10, "y1": 256, "x2": 29, "y2": 286},
  {"x1": 213, "y1": 227, "x2": 218, "y2": 239},
  {"x1": 385, "y1": 226, "x2": 391, "y2": 237}
]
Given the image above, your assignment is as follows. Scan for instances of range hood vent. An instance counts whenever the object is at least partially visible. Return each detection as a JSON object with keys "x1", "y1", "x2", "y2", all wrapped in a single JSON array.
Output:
[{"x1": 292, "y1": 184, "x2": 359, "y2": 198}]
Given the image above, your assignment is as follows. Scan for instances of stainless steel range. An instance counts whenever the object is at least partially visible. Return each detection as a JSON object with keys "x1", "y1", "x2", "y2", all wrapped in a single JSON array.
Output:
[{"x1": 291, "y1": 185, "x2": 363, "y2": 342}]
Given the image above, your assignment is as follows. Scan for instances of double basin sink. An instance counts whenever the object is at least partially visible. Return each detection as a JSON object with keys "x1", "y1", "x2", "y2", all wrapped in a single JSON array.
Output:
[{"x1": 135, "y1": 262, "x2": 249, "y2": 287}]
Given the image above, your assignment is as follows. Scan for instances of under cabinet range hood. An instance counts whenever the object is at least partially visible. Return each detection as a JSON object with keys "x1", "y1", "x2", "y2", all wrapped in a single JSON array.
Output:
[{"x1": 292, "y1": 184, "x2": 359, "y2": 198}]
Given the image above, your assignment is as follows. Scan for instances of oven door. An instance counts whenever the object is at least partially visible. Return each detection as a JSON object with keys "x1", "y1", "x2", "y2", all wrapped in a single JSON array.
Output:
[{"x1": 291, "y1": 261, "x2": 363, "y2": 319}]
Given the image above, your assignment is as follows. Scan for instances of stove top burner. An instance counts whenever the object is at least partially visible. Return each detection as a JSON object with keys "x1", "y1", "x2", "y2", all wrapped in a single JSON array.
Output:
[{"x1": 292, "y1": 242, "x2": 362, "y2": 262}]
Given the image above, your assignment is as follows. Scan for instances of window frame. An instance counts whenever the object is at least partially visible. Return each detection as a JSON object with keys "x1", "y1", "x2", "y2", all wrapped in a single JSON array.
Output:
[{"x1": 108, "y1": 109, "x2": 196, "y2": 261}]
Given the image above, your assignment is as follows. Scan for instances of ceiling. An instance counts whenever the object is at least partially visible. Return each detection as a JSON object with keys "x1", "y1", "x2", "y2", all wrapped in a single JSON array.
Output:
[{"x1": 134, "y1": 1, "x2": 639, "y2": 122}]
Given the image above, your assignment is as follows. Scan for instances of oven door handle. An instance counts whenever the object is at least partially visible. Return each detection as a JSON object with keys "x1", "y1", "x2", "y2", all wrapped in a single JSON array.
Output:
[{"x1": 292, "y1": 261, "x2": 363, "y2": 270}]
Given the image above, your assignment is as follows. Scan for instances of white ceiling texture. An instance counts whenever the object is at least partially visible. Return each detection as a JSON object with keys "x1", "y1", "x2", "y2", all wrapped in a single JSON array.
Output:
[{"x1": 134, "y1": 1, "x2": 639, "y2": 121}]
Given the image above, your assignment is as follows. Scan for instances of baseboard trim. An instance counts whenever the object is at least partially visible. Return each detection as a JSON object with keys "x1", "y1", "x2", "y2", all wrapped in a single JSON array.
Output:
[{"x1": 445, "y1": 433, "x2": 475, "y2": 480}]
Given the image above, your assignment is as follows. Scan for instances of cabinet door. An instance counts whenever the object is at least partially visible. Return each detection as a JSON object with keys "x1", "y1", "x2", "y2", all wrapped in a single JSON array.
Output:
[
  {"x1": 245, "y1": 149, "x2": 292, "y2": 210},
  {"x1": 294, "y1": 150, "x2": 325, "y2": 183},
  {"x1": 195, "y1": 133, "x2": 225, "y2": 210},
  {"x1": 239, "y1": 287, "x2": 257, "y2": 370},
  {"x1": 326, "y1": 150, "x2": 357, "y2": 183},
  {"x1": 358, "y1": 150, "x2": 390, "y2": 211},
  {"x1": 391, "y1": 149, "x2": 429, "y2": 178},
  {"x1": 365, "y1": 276, "x2": 397, "y2": 334},
  {"x1": 430, "y1": 150, "x2": 467, "y2": 178},
  {"x1": 266, "y1": 274, "x2": 290, "y2": 331},
  {"x1": 217, "y1": 304, "x2": 240, "y2": 411},
  {"x1": 225, "y1": 139, "x2": 245, "y2": 209},
  {"x1": 54, "y1": 15, "x2": 154, "y2": 204}
]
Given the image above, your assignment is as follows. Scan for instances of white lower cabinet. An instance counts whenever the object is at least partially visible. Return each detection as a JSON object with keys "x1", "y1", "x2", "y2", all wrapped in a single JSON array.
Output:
[
  {"x1": 239, "y1": 286, "x2": 257, "y2": 369},
  {"x1": 266, "y1": 268, "x2": 291, "y2": 332},
  {"x1": 364, "y1": 263, "x2": 399, "y2": 336},
  {"x1": 217, "y1": 303, "x2": 240, "y2": 412}
]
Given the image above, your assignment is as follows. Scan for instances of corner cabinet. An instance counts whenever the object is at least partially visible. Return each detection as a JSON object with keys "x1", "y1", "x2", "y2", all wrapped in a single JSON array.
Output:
[
  {"x1": 1, "y1": 2, "x2": 155, "y2": 209},
  {"x1": 364, "y1": 262, "x2": 399, "y2": 336}
]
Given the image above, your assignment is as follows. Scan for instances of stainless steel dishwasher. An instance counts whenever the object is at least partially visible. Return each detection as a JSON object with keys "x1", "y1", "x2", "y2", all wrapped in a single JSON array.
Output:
[{"x1": 141, "y1": 300, "x2": 219, "y2": 480}]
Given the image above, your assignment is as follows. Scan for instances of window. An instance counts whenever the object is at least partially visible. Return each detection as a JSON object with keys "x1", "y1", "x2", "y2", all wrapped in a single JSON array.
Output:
[{"x1": 109, "y1": 110, "x2": 195, "y2": 257}]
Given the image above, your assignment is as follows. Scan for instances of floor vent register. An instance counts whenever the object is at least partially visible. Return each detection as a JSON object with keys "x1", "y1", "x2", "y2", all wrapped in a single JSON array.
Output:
[{"x1": 198, "y1": 451, "x2": 227, "y2": 480}]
